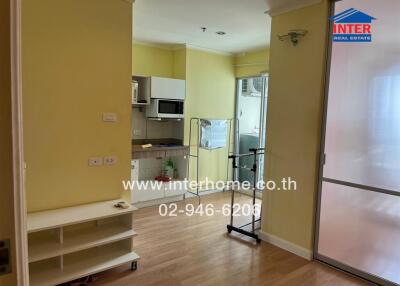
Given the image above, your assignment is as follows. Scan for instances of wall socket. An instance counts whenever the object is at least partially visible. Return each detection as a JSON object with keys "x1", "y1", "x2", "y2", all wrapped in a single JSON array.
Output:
[
  {"x1": 88, "y1": 157, "x2": 103, "y2": 166},
  {"x1": 104, "y1": 156, "x2": 117, "y2": 166},
  {"x1": 133, "y1": 129, "x2": 142, "y2": 136},
  {"x1": 102, "y1": 113, "x2": 117, "y2": 122}
]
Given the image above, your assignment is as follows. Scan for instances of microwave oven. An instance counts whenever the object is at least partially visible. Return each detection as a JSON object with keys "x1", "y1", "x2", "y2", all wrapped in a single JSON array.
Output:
[{"x1": 146, "y1": 99, "x2": 184, "y2": 119}]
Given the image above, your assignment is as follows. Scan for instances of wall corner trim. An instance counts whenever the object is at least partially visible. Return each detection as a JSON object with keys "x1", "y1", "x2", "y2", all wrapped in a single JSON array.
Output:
[
  {"x1": 259, "y1": 231, "x2": 313, "y2": 261},
  {"x1": 266, "y1": 0, "x2": 322, "y2": 16},
  {"x1": 11, "y1": 0, "x2": 30, "y2": 284}
]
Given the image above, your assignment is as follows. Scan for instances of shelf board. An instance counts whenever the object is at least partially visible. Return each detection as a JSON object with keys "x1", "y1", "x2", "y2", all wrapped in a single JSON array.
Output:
[
  {"x1": 27, "y1": 200, "x2": 137, "y2": 233},
  {"x1": 29, "y1": 224, "x2": 137, "y2": 263},
  {"x1": 30, "y1": 245, "x2": 140, "y2": 286},
  {"x1": 146, "y1": 117, "x2": 183, "y2": 121}
]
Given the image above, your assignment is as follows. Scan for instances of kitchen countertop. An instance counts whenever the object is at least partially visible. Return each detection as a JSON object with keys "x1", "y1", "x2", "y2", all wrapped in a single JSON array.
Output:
[
  {"x1": 132, "y1": 144, "x2": 189, "y2": 153},
  {"x1": 132, "y1": 139, "x2": 189, "y2": 159}
]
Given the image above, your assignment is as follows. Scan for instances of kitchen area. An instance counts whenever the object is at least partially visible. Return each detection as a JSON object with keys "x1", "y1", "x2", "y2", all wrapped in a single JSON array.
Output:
[{"x1": 131, "y1": 76, "x2": 189, "y2": 207}]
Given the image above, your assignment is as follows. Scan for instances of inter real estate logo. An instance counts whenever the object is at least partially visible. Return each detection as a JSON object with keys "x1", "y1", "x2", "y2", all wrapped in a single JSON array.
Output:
[{"x1": 331, "y1": 8, "x2": 376, "y2": 42}]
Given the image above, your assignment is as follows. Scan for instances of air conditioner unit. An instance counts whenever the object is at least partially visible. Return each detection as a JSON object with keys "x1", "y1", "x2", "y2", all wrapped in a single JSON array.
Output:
[{"x1": 241, "y1": 78, "x2": 263, "y2": 97}]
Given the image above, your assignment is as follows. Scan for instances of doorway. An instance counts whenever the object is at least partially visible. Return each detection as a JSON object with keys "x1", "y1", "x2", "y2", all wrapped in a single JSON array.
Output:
[
  {"x1": 234, "y1": 76, "x2": 268, "y2": 188},
  {"x1": 315, "y1": 1, "x2": 400, "y2": 285}
]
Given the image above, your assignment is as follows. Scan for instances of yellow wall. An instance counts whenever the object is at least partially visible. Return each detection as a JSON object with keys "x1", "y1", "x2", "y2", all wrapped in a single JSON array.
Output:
[
  {"x1": 185, "y1": 49, "x2": 236, "y2": 182},
  {"x1": 0, "y1": 0, "x2": 17, "y2": 284},
  {"x1": 261, "y1": 1, "x2": 329, "y2": 251},
  {"x1": 132, "y1": 43, "x2": 174, "y2": 77},
  {"x1": 23, "y1": 0, "x2": 133, "y2": 212},
  {"x1": 173, "y1": 48, "x2": 187, "y2": 80},
  {"x1": 235, "y1": 48, "x2": 269, "y2": 78}
]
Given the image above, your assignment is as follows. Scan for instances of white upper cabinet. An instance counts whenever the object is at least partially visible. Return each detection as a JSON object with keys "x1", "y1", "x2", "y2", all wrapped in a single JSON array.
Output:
[{"x1": 150, "y1": 77, "x2": 186, "y2": 100}]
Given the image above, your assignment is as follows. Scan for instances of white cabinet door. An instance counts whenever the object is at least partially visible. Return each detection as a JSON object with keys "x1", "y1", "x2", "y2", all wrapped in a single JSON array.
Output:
[
  {"x1": 151, "y1": 77, "x2": 185, "y2": 100},
  {"x1": 131, "y1": 160, "x2": 139, "y2": 181},
  {"x1": 131, "y1": 160, "x2": 139, "y2": 204},
  {"x1": 133, "y1": 181, "x2": 165, "y2": 203},
  {"x1": 165, "y1": 180, "x2": 187, "y2": 197}
]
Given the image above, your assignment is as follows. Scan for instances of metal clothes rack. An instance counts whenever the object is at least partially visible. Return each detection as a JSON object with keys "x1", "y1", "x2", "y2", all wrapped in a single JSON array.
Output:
[
  {"x1": 186, "y1": 118, "x2": 236, "y2": 202},
  {"x1": 227, "y1": 147, "x2": 265, "y2": 243}
]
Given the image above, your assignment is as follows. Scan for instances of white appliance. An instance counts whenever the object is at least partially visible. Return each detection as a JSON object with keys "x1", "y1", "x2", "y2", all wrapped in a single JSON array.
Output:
[
  {"x1": 132, "y1": 80, "x2": 139, "y2": 104},
  {"x1": 146, "y1": 99, "x2": 184, "y2": 119},
  {"x1": 241, "y1": 78, "x2": 263, "y2": 97}
]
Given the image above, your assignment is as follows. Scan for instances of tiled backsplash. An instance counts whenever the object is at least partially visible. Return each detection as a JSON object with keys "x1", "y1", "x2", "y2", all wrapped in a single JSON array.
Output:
[{"x1": 132, "y1": 108, "x2": 183, "y2": 140}]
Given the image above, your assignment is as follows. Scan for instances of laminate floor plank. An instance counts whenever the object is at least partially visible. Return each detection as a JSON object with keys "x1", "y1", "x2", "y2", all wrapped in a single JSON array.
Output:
[{"x1": 89, "y1": 192, "x2": 369, "y2": 286}]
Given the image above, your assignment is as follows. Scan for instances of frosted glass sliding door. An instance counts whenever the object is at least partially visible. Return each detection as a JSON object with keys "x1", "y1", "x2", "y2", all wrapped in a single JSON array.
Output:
[
  {"x1": 318, "y1": 183, "x2": 400, "y2": 284},
  {"x1": 316, "y1": 0, "x2": 400, "y2": 285}
]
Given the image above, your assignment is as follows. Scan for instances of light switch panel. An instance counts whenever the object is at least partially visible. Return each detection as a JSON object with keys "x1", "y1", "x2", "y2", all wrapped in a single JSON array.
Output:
[
  {"x1": 104, "y1": 156, "x2": 117, "y2": 166},
  {"x1": 102, "y1": 113, "x2": 117, "y2": 122},
  {"x1": 88, "y1": 157, "x2": 103, "y2": 166}
]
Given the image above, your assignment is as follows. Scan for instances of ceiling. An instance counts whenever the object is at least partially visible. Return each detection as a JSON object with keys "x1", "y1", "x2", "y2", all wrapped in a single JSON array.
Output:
[
  {"x1": 133, "y1": 0, "x2": 271, "y2": 54},
  {"x1": 265, "y1": 0, "x2": 321, "y2": 15}
]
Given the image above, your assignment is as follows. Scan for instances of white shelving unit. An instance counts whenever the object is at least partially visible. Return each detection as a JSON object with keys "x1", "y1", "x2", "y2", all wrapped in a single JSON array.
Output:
[
  {"x1": 27, "y1": 200, "x2": 140, "y2": 286},
  {"x1": 132, "y1": 75, "x2": 150, "y2": 106}
]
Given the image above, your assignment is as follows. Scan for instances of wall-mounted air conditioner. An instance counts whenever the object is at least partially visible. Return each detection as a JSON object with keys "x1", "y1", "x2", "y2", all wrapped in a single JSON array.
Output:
[{"x1": 241, "y1": 78, "x2": 263, "y2": 97}]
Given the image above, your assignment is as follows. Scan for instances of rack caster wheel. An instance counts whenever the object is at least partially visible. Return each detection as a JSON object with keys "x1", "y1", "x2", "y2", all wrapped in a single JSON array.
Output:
[
  {"x1": 256, "y1": 238, "x2": 261, "y2": 243},
  {"x1": 227, "y1": 225, "x2": 232, "y2": 233},
  {"x1": 131, "y1": 261, "x2": 138, "y2": 271}
]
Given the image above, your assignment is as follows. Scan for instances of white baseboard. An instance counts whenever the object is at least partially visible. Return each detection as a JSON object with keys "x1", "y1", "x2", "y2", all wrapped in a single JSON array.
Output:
[{"x1": 259, "y1": 231, "x2": 313, "y2": 261}]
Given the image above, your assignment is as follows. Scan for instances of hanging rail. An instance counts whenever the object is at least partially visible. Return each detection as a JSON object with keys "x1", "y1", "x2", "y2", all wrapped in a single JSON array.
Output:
[
  {"x1": 186, "y1": 118, "x2": 237, "y2": 203},
  {"x1": 226, "y1": 147, "x2": 265, "y2": 243}
]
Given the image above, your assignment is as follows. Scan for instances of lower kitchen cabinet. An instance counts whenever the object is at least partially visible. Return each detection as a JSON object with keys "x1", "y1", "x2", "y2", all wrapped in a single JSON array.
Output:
[{"x1": 130, "y1": 156, "x2": 188, "y2": 207}]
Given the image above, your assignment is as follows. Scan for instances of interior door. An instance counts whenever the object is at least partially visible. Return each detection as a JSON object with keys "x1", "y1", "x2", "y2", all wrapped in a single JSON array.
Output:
[{"x1": 316, "y1": 1, "x2": 400, "y2": 285}]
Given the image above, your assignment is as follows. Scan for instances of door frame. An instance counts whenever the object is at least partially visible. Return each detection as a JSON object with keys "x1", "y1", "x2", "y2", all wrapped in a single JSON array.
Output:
[
  {"x1": 10, "y1": 0, "x2": 29, "y2": 284},
  {"x1": 313, "y1": 1, "x2": 400, "y2": 286}
]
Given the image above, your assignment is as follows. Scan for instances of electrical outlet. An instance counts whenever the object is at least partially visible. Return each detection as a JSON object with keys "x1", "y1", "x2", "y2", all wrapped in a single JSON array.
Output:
[
  {"x1": 88, "y1": 157, "x2": 103, "y2": 166},
  {"x1": 133, "y1": 129, "x2": 142, "y2": 136},
  {"x1": 102, "y1": 113, "x2": 117, "y2": 122},
  {"x1": 104, "y1": 156, "x2": 117, "y2": 166}
]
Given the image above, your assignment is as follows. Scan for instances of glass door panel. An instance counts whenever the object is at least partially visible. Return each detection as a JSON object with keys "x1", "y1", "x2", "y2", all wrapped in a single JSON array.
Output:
[
  {"x1": 235, "y1": 77, "x2": 267, "y2": 185},
  {"x1": 318, "y1": 182, "x2": 400, "y2": 284},
  {"x1": 316, "y1": 0, "x2": 400, "y2": 285},
  {"x1": 323, "y1": 0, "x2": 400, "y2": 192}
]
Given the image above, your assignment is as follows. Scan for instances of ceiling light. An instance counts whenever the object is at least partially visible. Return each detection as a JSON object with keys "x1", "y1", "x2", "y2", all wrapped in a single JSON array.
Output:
[{"x1": 216, "y1": 31, "x2": 226, "y2": 35}]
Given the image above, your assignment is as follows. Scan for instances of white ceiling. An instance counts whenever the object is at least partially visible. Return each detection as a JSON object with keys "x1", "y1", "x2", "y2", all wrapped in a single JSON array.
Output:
[
  {"x1": 133, "y1": 0, "x2": 271, "y2": 54},
  {"x1": 265, "y1": 0, "x2": 321, "y2": 16}
]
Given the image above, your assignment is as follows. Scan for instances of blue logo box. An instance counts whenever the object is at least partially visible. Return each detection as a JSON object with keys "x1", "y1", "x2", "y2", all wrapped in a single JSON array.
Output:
[{"x1": 333, "y1": 34, "x2": 372, "y2": 42}]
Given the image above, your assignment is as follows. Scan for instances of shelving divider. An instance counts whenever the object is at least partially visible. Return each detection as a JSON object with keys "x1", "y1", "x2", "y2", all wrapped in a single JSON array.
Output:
[{"x1": 27, "y1": 199, "x2": 139, "y2": 286}]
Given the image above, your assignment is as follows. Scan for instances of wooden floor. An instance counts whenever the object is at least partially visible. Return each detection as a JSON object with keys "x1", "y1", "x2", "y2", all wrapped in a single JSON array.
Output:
[{"x1": 90, "y1": 192, "x2": 369, "y2": 286}]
